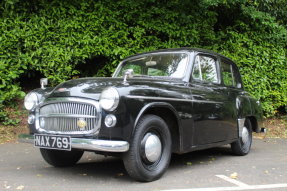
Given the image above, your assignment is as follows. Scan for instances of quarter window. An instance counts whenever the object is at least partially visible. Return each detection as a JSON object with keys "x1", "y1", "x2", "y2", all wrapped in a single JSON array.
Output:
[
  {"x1": 192, "y1": 55, "x2": 218, "y2": 83},
  {"x1": 221, "y1": 60, "x2": 237, "y2": 87}
]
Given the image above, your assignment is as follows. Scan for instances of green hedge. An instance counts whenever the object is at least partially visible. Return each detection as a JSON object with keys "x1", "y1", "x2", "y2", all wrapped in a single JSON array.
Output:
[{"x1": 0, "y1": 0, "x2": 286, "y2": 124}]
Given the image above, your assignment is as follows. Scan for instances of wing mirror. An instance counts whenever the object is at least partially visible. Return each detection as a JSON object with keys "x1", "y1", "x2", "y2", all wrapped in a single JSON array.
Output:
[
  {"x1": 40, "y1": 78, "x2": 48, "y2": 89},
  {"x1": 123, "y1": 69, "x2": 134, "y2": 83}
]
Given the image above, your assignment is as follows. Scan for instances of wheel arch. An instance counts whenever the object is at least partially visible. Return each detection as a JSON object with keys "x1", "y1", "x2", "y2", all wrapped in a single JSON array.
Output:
[
  {"x1": 134, "y1": 102, "x2": 182, "y2": 153},
  {"x1": 236, "y1": 95, "x2": 262, "y2": 133},
  {"x1": 246, "y1": 115, "x2": 259, "y2": 133}
]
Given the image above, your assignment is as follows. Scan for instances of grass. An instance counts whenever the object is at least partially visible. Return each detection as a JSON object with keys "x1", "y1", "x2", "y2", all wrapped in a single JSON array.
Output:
[{"x1": 0, "y1": 107, "x2": 286, "y2": 144}]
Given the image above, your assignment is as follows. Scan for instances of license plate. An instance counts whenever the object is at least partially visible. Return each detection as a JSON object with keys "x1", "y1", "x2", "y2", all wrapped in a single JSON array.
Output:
[{"x1": 34, "y1": 134, "x2": 71, "y2": 151}]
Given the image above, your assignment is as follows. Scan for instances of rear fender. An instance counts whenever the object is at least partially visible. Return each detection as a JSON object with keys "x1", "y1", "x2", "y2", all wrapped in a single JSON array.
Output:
[{"x1": 236, "y1": 95, "x2": 263, "y2": 133}]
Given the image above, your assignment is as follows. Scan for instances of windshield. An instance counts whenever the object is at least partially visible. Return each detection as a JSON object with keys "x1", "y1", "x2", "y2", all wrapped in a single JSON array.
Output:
[{"x1": 114, "y1": 53, "x2": 188, "y2": 79}]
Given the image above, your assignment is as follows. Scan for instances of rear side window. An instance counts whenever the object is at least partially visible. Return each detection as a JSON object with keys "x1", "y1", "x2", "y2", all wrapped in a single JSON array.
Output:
[
  {"x1": 221, "y1": 61, "x2": 235, "y2": 86},
  {"x1": 192, "y1": 55, "x2": 218, "y2": 83},
  {"x1": 220, "y1": 59, "x2": 241, "y2": 88}
]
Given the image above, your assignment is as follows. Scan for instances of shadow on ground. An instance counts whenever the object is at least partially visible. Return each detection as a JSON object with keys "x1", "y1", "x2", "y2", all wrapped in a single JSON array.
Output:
[{"x1": 37, "y1": 145, "x2": 234, "y2": 182}]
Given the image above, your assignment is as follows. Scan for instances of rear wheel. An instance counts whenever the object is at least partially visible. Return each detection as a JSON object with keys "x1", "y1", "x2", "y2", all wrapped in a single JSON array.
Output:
[
  {"x1": 40, "y1": 148, "x2": 84, "y2": 167},
  {"x1": 231, "y1": 119, "x2": 252, "y2": 156},
  {"x1": 123, "y1": 114, "x2": 172, "y2": 182}
]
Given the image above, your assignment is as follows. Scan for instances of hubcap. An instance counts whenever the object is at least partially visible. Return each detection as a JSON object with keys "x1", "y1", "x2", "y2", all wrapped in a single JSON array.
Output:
[
  {"x1": 241, "y1": 126, "x2": 249, "y2": 144},
  {"x1": 143, "y1": 133, "x2": 162, "y2": 163}
]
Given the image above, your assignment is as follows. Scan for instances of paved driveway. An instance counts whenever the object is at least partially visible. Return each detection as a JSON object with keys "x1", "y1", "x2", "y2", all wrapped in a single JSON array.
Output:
[{"x1": 0, "y1": 138, "x2": 286, "y2": 191}]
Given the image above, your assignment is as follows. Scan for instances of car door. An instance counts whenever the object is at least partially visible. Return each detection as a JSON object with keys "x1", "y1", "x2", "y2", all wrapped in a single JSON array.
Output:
[
  {"x1": 218, "y1": 57, "x2": 243, "y2": 139},
  {"x1": 189, "y1": 53, "x2": 232, "y2": 145}
]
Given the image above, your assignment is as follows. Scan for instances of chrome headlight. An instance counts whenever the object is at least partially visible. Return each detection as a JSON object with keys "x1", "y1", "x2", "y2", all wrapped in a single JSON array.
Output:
[
  {"x1": 99, "y1": 87, "x2": 119, "y2": 111},
  {"x1": 24, "y1": 92, "x2": 38, "y2": 111}
]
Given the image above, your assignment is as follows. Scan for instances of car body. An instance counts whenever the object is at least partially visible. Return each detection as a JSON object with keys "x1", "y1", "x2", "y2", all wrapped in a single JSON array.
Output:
[{"x1": 20, "y1": 48, "x2": 263, "y2": 181}]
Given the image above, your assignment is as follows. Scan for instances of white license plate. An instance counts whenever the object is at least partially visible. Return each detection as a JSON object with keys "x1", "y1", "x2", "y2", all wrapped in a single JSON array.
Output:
[{"x1": 34, "y1": 134, "x2": 71, "y2": 151}]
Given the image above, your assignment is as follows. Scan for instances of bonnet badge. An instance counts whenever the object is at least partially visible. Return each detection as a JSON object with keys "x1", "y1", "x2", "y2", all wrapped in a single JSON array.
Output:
[{"x1": 77, "y1": 118, "x2": 87, "y2": 130}]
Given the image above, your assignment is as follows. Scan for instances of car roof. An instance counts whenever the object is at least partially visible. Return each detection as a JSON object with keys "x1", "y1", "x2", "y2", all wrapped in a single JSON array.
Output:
[{"x1": 123, "y1": 47, "x2": 233, "y2": 63}]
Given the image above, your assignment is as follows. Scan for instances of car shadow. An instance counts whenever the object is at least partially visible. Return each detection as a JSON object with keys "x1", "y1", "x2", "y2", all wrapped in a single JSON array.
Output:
[
  {"x1": 48, "y1": 156, "x2": 132, "y2": 182},
  {"x1": 39, "y1": 145, "x2": 233, "y2": 182},
  {"x1": 169, "y1": 145, "x2": 233, "y2": 169}
]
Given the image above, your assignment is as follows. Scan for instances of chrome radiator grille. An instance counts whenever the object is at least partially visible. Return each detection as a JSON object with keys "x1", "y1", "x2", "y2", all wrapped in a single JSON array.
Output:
[{"x1": 37, "y1": 98, "x2": 100, "y2": 135}]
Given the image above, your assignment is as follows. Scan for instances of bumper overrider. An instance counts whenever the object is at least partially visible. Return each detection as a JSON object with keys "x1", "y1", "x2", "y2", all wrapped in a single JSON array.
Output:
[{"x1": 18, "y1": 134, "x2": 129, "y2": 152}]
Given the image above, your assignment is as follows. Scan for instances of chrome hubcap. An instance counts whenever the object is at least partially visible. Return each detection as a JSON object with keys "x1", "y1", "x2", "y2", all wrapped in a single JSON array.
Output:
[
  {"x1": 241, "y1": 126, "x2": 249, "y2": 144},
  {"x1": 144, "y1": 133, "x2": 162, "y2": 163}
]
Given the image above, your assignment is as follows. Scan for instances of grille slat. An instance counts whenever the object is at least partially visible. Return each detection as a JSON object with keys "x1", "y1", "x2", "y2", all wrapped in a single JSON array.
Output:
[{"x1": 38, "y1": 100, "x2": 100, "y2": 135}]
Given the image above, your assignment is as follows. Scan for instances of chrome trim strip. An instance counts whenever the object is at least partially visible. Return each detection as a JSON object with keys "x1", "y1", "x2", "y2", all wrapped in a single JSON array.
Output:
[
  {"x1": 125, "y1": 95, "x2": 222, "y2": 104},
  {"x1": 18, "y1": 134, "x2": 129, "y2": 152},
  {"x1": 39, "y1": 114, "x2": 97, "y2": 119},
  {"x1": 39, "y1": 97, "x2": 100, "y2": 107},
  {"x1": 72, "y1": 138, "x2": 129, "y2": 152},
  {"x1": 237, "y1": 118, "x2": 246, "y2": 137}
]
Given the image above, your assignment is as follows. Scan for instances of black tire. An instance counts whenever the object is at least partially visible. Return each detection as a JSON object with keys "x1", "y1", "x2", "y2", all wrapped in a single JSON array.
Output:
[
  {"x1": 231, "y1": 119, "x2": 252, "y2": 156},
  {"x1": 40, "y1": 148, "x2": 84, "y2": 167},
  {"x1": 123, "y1": 114, "x2": 172, "y2": 182}
]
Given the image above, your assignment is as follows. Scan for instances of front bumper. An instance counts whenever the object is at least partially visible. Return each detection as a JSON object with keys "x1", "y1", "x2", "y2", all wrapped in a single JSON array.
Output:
[{"x1": 18, "y1": 134, "x2": 129, "y2": 152}]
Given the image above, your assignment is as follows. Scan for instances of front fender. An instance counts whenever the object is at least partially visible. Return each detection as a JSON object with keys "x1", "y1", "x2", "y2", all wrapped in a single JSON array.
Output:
[{"x1": 132, "y1": 102, "x2": 183, "y2": 153}]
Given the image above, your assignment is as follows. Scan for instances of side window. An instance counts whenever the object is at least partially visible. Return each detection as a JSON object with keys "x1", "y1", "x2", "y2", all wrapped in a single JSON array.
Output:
[
  {"x1": 221, "y1": 61, "x2": 235, "y2": 87},
  {"x1": 192, "y1": 55, "x2": 218, "y2": 83},
  {"x1": 121, "y1": 64, "x2": 142, "y2": 76},
  {"x1": 220, "y1": 59, "x2": 242, "y2": 88}
]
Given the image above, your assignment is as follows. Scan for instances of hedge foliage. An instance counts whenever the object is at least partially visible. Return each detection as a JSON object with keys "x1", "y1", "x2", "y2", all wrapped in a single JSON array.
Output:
[{"x1": 0, "y1": 0, "x2": 286, "y2": 123}]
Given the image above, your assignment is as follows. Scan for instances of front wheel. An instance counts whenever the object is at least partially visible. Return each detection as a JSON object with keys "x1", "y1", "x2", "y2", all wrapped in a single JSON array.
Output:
[
  {"x1": 40, "y1": 148, "x2": 84, "y2": 167},
  {"x1": 123, "y1": 114, "x2": 172, "y2": 182},
  {"x1": 231, "y1": 119, "x2": 252, "y2": 156}
]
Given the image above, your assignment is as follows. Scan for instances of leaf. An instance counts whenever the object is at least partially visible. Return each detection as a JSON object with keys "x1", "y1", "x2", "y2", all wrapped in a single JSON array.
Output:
[
  {"x1": 16, "y1": 185, "x2": 25, "y2": 190},
  {"x1": 230, "y1": 172, "x2": 238, "y2": 179},
  {"x1": 116, "y1": 173, "x2": 124, "y2": 177}
]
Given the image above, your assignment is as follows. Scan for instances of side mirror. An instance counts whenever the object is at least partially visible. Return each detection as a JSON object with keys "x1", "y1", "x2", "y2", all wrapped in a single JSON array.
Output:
[
  {"x1": 123, "y1": 69, "x2": 134, "y2": 83},
  {"x1": 237, "y1": 83, "x2": 242, "y2": 89},
  {"x1": 40, "y1": 78, "x2": 48, "y2": 89}
]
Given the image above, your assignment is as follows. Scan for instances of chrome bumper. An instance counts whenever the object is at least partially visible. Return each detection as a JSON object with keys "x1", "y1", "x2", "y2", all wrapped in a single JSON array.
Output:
[{"x1": 18, "y1": 134, "x2": 129, "y2": 152}]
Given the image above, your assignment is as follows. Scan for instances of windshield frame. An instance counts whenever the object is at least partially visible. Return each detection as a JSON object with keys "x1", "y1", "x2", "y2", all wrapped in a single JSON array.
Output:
[{"x1": 112, "y1": 51, "x2": 190, "y2": 80}]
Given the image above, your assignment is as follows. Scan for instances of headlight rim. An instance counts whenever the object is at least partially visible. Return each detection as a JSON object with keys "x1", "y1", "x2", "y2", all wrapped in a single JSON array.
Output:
[
  {"x1": 99, "y1": 87, "x2": 120, "y2": 111},
  {"x1": 24, "y1": 92, "x2": 39, "y2": 111}
]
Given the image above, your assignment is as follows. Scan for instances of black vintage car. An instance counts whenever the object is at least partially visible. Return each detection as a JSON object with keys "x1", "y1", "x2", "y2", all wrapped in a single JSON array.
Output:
[{"x1": 20, "y1": 48, "x2": 263, "y2": 182}]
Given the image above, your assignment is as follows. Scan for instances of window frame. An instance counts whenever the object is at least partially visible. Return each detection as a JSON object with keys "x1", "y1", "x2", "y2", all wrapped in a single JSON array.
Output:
[
  {"x1": 219, "y1": 57, "x2": 243, "y2": 89},
  {"x1": 190, "y1": 53, "x2": 221, "y2": 85},
  {"x1": 113, "y1": 52, "x2": 190, "y2": 80}
]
